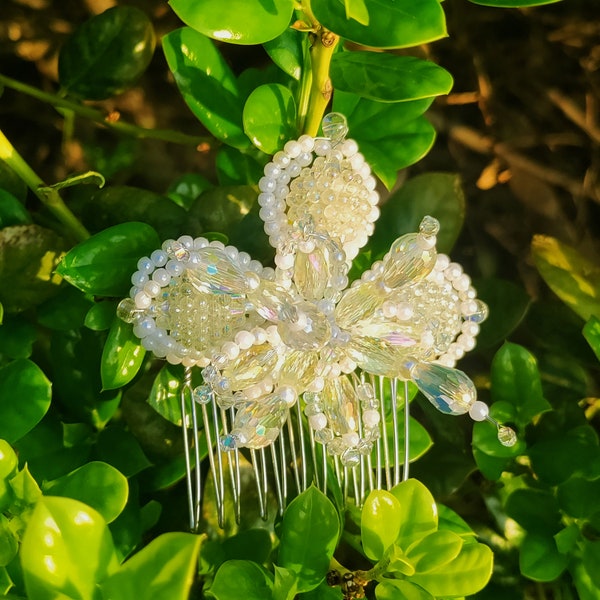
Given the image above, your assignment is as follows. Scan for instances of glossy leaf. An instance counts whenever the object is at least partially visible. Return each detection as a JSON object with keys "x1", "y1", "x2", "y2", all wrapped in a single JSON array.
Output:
[
  {"x1": 312, "y1": 0, "x2": 446, "y2": 48},
  {"x1": 21, "y1": 497, "x2": 119, "y2": 600},
  {"x1": 101, "y1": 532, "x2": 202, "y2": 600},
  {"x1": 0, "y1": 189, "x2": 30, "y2": 228},
  {"x1": 0, "y1": 315, "x2": 36, "y2": 359},
  {"x1": 531, "y1": 234, "x2": 600, "y2": 321},
  {"x1": 557, "y1": 476, "x2": 600, "y2": 518},
  {"x1": 36, "y1": 287, "x2": 94, "y2": 331},
  {"x1": 216, "y1": 147, "x2": 265, "y2": 186},
  {"x1": 56, "y1": 222, "x2": 160, "y2": 297},
  {"x1": 273, "y1": 566, "x2": 298, "y2": 600},
  {"x1": 58, "y1": 6, "x2": 155, "y2": 100},
  {"x1": 278, "y1": 486, "x2": 340, "y2": 592},
  {"x1": 85, "y1": 301, "x2": 118, "y2": 331},
  {"x1": 406, "y1": 530, "x2": 464, "y2": 573},
  {"x1": 334, "y1": 95, "x2": 436, "y2": 189},
  {"x1": 222, "y1": 529, "x2": 272, "y2": 564},
  {"x1": 374, "y1": 416, "x2": 433, "y2": 466},
  {"x1": 209, "y1": 560, "x2": 273, "y2": 600},
  {"x1": 370, "y1": 172, "x2": 465, "y2": 258},
  {"x1": 0, "y1": 515, "x2": 18, "y2": 567},
  {"x1": 94, "y1": 427, "x2": 152, "y2": 478},
  {"x1": 437, "y1": 504, "x2": 477, "y2": 540},
  {"x1": 582, "y1": 539, "x2": 600, "y2": 588},
  {"x1": 376, "y1": 580, "x2": 434, "y2": 600},
  {"x1": 101, "y1": 317, "x2": 146, "y2": 390},
  {"x1": 331, "y1": 53, "x2": 452, "y2": 103},
  {"x1": 8, "y1": 465, "x2": 42, "y2": 513},
  {"x1": 554, "y1": 524, "x2": 580, "y2": 555},
  {"x1": 490, "y1": 343, "x2": 551, "y2": 427},
  {"x1": 505, "y1": 488, "x2": 562, "y2": 535},
  {"x1": 583, "y1": 315, "x2": 600, "y2": 362},
  {"x1": 167, "y1": 174, "x2": 214, "y2": 210},
  {"x1": 0, "y1": 359, "x2": 51, "y2": 444},
  {"x1": 43, "y1": 462, "x2": 129, "y2": 523},
  {"x1": 519, "y1": 533, "x2": 568, "y2": 582},
  {"x1": 475, "y1": 278, "x2": 531, "y2": 348},
  {"x1": 0, "y1": 225, "x2": 65, "y2": 313},
  {"x1": 169, "y1": 0, "x2": 294, "y2": 45},
  {"x1": 345, "y1": 0, "x2": 370, "y2": 25},
  {"x1": 243, "y1": 84, "x2": 297, "y2": 154},
  {"x1": 148, "y1": 363, "x2": 186, "y2": 425},
  {"x1": 570, "y1": 560, "x2": 600, "y2": 600},
  {"x1": 469, "y1": 0, "x2": 561, "y2": 5},
  {"x1": 163, "y1": 28, "x2": 247, "y2": 148},
  {"x1": 411, "y1": 542, "x2": 493, "y2": 596},
  {"x1": 263, "y1": 28, "x2": 305, "y2": 80},
  {"x1": 390, "y1": 479, "x2": 438, "y2": 550},
  {"x1": 361, "y1": 490, "x2": 402, "y2": 560}
]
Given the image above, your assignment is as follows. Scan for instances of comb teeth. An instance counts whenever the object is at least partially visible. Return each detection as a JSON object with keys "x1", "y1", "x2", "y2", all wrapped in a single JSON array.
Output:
[{"x1": 181, "y1": 369, "x2": 412, "y2": 531}]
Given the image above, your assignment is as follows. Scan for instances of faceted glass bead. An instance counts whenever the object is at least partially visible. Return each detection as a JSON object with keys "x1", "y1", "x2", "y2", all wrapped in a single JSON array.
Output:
[
  {"x1": 277, "y1": 350, "x2": 319, "y2": 388},
  {"x1": 247, "y1": 279, "x2": 297, "y2": 323},
  {"x1": 192, "y1": 385, "x2": 213, "y2": 405},
  {"x1": 346, "y1": 335, "x2": 414, "y2": 378},
  {"x1": 186, "y1": 247, "x2": 248, "y2": 295},
  {"x1": 294, "y1": 240, "x2": 331, "y2": 301},
  {"x1": 222, "y1": 343, "x2": 279, "y2": 390},
  {"x1": 464, "y1": 299, "x2": 489, "y2": 324},
  {"x1": 321, "y1": 376, "x2": 359, "y2": 437},
  {"x1": 381, "y1": 233, "x2": 437, "y2": 289},
  {"x1": 411, "y1": 362, "x2": 476, "y2": 415},
  {"x1": 230, "y1": 393, "x2": 289, "y2": 448},
  {"x1": 117, "y1": 298, "x2": 140, "y2": 323},
  {"x1": 322, "y1": 112, "x2": 348, "y2": 144},
  {"x1": 335, "y1": 282, "x2": 385, "y2": 330},
  {"x1": 278, "y1": 302, "x2": 331, "y2": 351},
  {"x1": 497, "y1": 426, "x2": 517, "y2": 447}
]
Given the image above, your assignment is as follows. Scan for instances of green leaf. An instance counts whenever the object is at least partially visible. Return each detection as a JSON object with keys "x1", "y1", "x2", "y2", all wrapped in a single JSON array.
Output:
[
  {"x1": 376, "y1": 579, "x2": 434, "y2": 600},
  {"x1": 43, "y1": 462, "x2": 129, "y2": 523},
  {"x1": 0, "y1": 515, "x2": 18, "y2": 567},
  {"x1": 469, "y1": 0, "x2": 561, "y2": 6},
  {"x1": 222, "y1": 529, "x2": 272, "y2": 564},
  {"x1": 410, "y1": 542, "x2": 493, "y2": 596},
  {"x1": 583, "y1": 315, "x2": 600, "y2": 361},
  {"x1": 505, "y1": 488, "x2": 562, "y2": 535},
  {"x1": 570, "y1": 560, "x2": 600, "y2": 600},
  {"x1": 94, "y1": 427, "x2": 152, "y2": 478},
  {"x1": 148, "y1": 363, "x2": 186, "y2": 425},
  {"x1": 490, "y1": 343, "x2": 551, "y2": 428},
  {"x1": 40, "y1": 171, "x2": 105, "y2": 193},
  {"x1": 58, "y1": 6, "x2": 155, "y2": 100},
  {"x1": 216, "y1": 147, "x2": 265, "y2": 186},
  {"x1": 209, "y1": 560, "x2": 273, "y2": 600},
  {"x1": 390, "y1": 479, "x2": 438, "y2": 550},
  {"x1": 312, "y1": 0, "x2": 446, "y2": 48},
  {"x1": 101, "y1": 532, "x2": 202, "y2": 600},
  {"x1": 263, "y1": 28, "x2": 305, "y2": 80},
  {"x1": 0, "y1": 162, "x2": 27, "y2": 203},
  {"x1": 554, "y1": 524, "x2": 580, "y2": 555},
  {"x1": 243, "y1": 84, "x2": 297, "y2": 154},
  {"x1": 557, "y1": 476, "x2": 600, "y2": 518},
  {"x1": 374, "y1": 415, "x2": 433, "y2": 466},
  {"x1": 370, "y1": 172, "x2": 465, "y2": 258},
  {"x1": 101, "y1": 317, "x2": 146, "y2": 390},
  {"x1": 21, "y1": 497, "x2": 119, "y2": 600},
  {"x1": 331, "y1": 53, "x2": 452, "y2": 103},
  {"x1": 273, "y1": 565, "x2": 298, "y2": 600},
  {"x1": 361, "y1": 490, "x2": 402, "y2": 560},
  {"x1": 519, "y1": 533, "x2": 568, "y2": 582},
  {"x1": 36, "y1": 287, "x2": 94, "y2": 331},
  {"x1": 167, "y1": 174, "x2": 214, "y2": 210},
  {"x1": 582, "y1": 539, "x2": 600, "y2": 588},
  {"x1": 344, "y1": 0, "x2": 370, "y2": 25},
  {"x1": 0, "y1": 225, "x2": 65, "y2": 313},
  {"x1": 0, "y1": 315, "x2": 37, "y2": 359},
  {"x1": 475, "y1": 279, "x2": 531, "y2": 348},
  {"x1": 528, "y1": 425, "x2": 600, "y2": 486},
  {"x1": 278, "y1": 486, "x2": 340, "y2": 592},
  {"x1": 8, "y1": 465, "x2": 42, "y2": 513},
  {"x1": 0, "y1": 189, "x2": 30, "y2": 228},
  {"x1": 169, "y1": 0, "x2": 294, "y2": 45},
  {"x1": 437, "y1": 504, "x2": 477, "y2": 540},
  {"x1": 406, "y1": 530, "x2": 464, "y2": 573},
  {"x1": 531, "y1": 234, "x2": 600, "y2": 322},
  {"x1": 85, "y1": 301, "x2": 118, "y2": 331},
  {"x1": 189, "y1": 185, "x2": 256, "y2": 234},
  {"x1": 336, "y1": 96, "x2": 436, "y2": 189},
  {"x1": 0, "y1": 359, "x2": 51, "y2": 444},
  {"x1": 72, "y1": 185, "x2": 188, "y2": 240},
  {"x1": 56, "y1": 222, "x2": 160, "y2": 297},
  {"x1": 163, "y1": 28, "x2": 247, "y2": 148}
]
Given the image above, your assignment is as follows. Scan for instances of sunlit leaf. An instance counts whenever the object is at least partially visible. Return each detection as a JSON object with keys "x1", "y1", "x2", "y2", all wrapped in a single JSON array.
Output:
[
  {"x1": 361, "y1": 490, "x2": 402, "y2": 560},
  {"x1": 519, "y1": 533, "x2": 568, "y2": 582},
  {"x1": 209, "y1": 560, "x2": 273, "y2": 600},
  {"x1": 101, "y1": 317, "x2": 146, "y2": 390}
]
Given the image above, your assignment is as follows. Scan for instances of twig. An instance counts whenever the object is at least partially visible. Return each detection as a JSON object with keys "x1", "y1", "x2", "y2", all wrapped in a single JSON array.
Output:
[
  {"x1": 547, "y1": 87, "x2": 600, "y2": 145},
  {"x1": 0, "y1": 73, "x2": 212, "y2": 147}
]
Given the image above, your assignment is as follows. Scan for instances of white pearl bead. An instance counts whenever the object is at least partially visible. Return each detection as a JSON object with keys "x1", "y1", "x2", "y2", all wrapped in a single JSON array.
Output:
[
  {"x1": 222, "y1": 341, "x2": 240, "y2": 360},
  {"x1": 445, "y1": 263, "x2": 463, "y2": 280},
  {"x1": 152, "y1": 268, "x2": 170, "y2": 286},
  {"x1": 284, "y1": 140, "x2": 302, "y2": 158},
  {"x1": 252, "y1": 327, "x2": 267, "y2": 344},
  {"x1": 193, "y1": 237, "x2": 209, "y2": 249},
  {"x1": 362, "y1": 409, "x2": 380, "y2": 428},
  {"x1": 273, "y1": 151, "x2": 291, "y2": 167},
  {"x1": 235, "y1": 330, "x2": 255, "y2": 350},
  {"x1": 278, "y1": 385, "x2": 298, "y2": 406},
  {"x1": 131, "y1": 271, "x2": 148, "y2": 286},
  {"x1": 457, "y1": 334, "x2": 476, "y2": 351},
  {"x1": 178, "y1": 235, "x2": 193, "y2": 249},
  {"x1": 462, "y1": 322, "x2": 480, "y2": 337},
  {"x1": 341, "y1": 139, "x2": 358, "y2": 157},
  {"x1": 259, "y1": 176, "x2": 276, "y2": 192},
  {"x1": 469, "y1": 401, "x2": 489, "y2": 421},
  {"x1": 137, "y1": 257, "x2": 153, "y2": 273},
  {"x1": 143, "y1": 281, "x2": 161, "y2": 298},
  {"x1": 134, "y1": 291, "x2": 152, "y2": 309},
  {"x1": 435, "y1": 254, "x2": 450, "y2": 271},
  {"x1": 275, "y1": 253, "x2": 295, "y2": 270},
  {"x1": 314, "y1": 139, "x2": 331, "y2": 155},
  {"x1": 309, "y1": 413, "x2": 327, "y2": 431},
  {"x1": 342, "y1": 432, "x2": 359, "y2": 447},
  {"x1": 453, "y1": 274, "x2": 471, "y2": 292},
  {"x1": 264, "y1": 163, "x2": 281, "y2": 178}
]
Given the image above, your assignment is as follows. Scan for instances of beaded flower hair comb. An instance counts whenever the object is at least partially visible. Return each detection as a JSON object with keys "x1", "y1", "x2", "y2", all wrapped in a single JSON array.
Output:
[{"x1": 118, "y1": 113, "x2": 516, "y2": 530}]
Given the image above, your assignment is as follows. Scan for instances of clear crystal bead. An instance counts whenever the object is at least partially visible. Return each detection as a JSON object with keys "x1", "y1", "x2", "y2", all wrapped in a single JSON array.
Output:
[
  {"x1": 322, "y1": 112, "x2": 348, "y2": 145},
  {"x1": 381, "y1": 232, "x2": 437, "y2": 289},
  {"x1": 498, "y1": 426, "x2": 517, "y2": 447}
]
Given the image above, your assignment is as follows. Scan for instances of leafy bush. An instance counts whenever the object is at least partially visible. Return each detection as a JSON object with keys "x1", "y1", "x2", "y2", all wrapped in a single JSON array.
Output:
[{"x1": 3, "y1": 0, "x2": 600, "y2": 599}]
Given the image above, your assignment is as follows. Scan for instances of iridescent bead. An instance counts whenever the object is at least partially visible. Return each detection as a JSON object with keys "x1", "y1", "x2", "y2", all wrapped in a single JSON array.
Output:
[{"x1": 498, "y1": 426, "x2": 517, "y2": 447}]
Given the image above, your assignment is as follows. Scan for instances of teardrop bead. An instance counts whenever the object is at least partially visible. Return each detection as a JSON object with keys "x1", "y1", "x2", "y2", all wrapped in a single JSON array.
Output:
[
  {"x1": 277, "y1": 350, "x2": 320, "y2": 389},
  {"x1": 294, "y1": 241, "x2": 331, "y2": 301},
  {"x1": 277, "y1": 302, "x2": 331, "y2": 351},
  {"x1": 411, "y1": 362, "x2": 477, "y2": 415},
  {"x1": 346, "y1": 334, "x2": 415, "y2": 377},
  {"x1": 222, "y1": 343, "x2": 279, "y2": 390},
  {"x1": 335, "y1": 282, "x2": 385, "y2": 329},
  {"x1": 186, "y1": 246, "x2": 249, "y2": 295},
  {"x1": 381, "y1": 233, "x2": 437, "y2": 289},
  {"x1": 321, "y1": 376, "x2": 359, "y2": 436},
  {"x1": 228, "y1": 393, "x2": 290, "y2": 448},
  {"x1": 247, "y1": 279, "x2": 297, "y2": 323}
]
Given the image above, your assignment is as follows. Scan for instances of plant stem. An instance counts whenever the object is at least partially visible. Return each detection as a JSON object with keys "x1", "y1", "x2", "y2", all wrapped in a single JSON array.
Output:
[
  {"x1": 303, "y1": 29, "x2": 339, "y2": 136},
  {"x1": 0, "y1": 129, "x2": 90, "y2": 241},
  {"x1": 0, "y1": 73, "x2": 211, "y2": 147}
]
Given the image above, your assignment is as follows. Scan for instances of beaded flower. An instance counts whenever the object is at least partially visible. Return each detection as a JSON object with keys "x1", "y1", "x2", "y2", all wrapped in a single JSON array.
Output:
[{"x1": 118, "y1": 113, "x2": 516, "y2": 473}]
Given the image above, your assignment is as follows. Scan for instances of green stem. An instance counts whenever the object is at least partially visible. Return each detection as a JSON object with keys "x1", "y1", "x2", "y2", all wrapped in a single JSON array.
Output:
[
  {"x1": 0, "y1": 73, "x2": 211, "y2": 147},
  {"x1": 0, "y1": 129, "x2": 90, "y2": 241},
  {"x1": 303, "y1": 29, "x2": 339, "y2": 136}
]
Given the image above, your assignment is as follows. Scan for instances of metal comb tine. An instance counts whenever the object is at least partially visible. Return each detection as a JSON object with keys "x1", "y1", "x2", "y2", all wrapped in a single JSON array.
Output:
[
  {"x1": 211, "y1": 396, "x2": 227, "y2": 528},
  {"x1": 285, "y1": 412, "x2": 301, "y2": 495},
  {"x1": 260, "y1": 449, "x2": 269, "y2": 516},
  {"x1": 199, "y1": 395, "x2": 223, "y2": 528},
  {"x1": 403, "y1": 380, "x2": 411, "y2": 482},
  {"x1": 278, "y1": 420, "x2": 288, "y2": 504},
  {"x1": 270, "y1": 443, "x2": 284, "y2": 515},
  {"x1": 308, "y1": 427, "x2": 321, "y2": 490},
  {"x1": 390, "y1": 377, "x2": 401, "y2": 487},
  {"x1": 250, "y1": 449, "x2": 268, "y2": 520},
  {"x1": 221, "y1": 407, "x2": 241, "y2": 524},
  {"x1": 378, "y1": 376, "x2": 392, "y2": 490},
  {"x1": 181, "y1": 370, "x2": 197, "y2": 532},
  {"x1": 295, "y1": 401, "x2": 308, "y2": 491}
]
